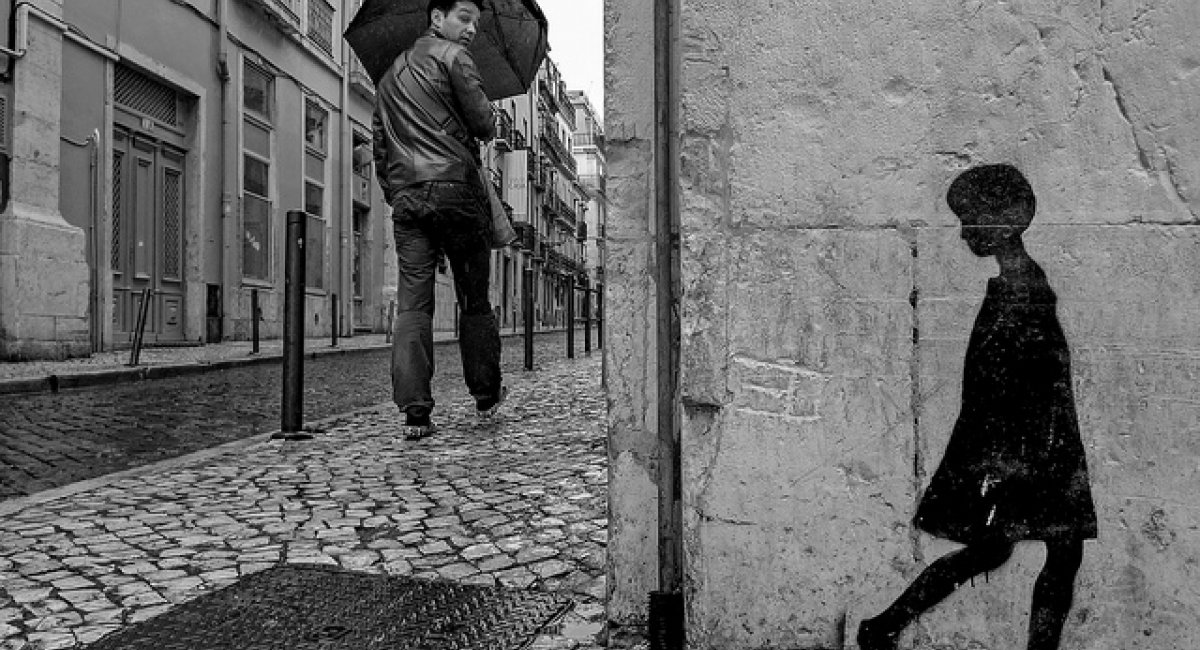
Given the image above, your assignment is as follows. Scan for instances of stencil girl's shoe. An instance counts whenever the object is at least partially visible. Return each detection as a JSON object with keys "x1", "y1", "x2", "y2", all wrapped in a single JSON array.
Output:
[{"x1": 857, "y1": 617, "x2": 900, "y2": 650}]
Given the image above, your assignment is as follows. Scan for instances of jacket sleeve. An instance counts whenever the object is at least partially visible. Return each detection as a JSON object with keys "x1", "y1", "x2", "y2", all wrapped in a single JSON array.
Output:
[
  {"x1": 371, "y1": 105, "x2": 393, "y2": 204},
  {"x1": 449, "y1": 49, "x2": 496, "y2": 141}
]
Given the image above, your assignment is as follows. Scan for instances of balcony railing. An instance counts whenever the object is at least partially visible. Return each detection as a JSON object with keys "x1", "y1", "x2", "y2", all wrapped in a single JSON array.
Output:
[
  {"x1": 578, "y1": 174, "x2": 605, "y2": 194},
  {"x1": 488, "y1": 167, "x2": 503, "y2": 193},
  {"x1": 574, "y1": 133, "x2": 604, "y2": 151},
  {"x1": 494, "y1": 111, "x2": 515, "y2": 152}
]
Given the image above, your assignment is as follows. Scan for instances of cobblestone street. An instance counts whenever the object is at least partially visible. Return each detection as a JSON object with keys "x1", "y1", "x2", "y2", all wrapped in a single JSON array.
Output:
[
  {"x1": 0, "y1": 353, "x2": 617, "y2": 649},
  {"x1": 0, "y1": 332, "x2": 574, "y2": 498}
]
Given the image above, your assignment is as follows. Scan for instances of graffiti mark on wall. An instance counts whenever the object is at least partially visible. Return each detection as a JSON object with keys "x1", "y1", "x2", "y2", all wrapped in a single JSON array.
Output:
[{"x1": 729, "y1": 354, "x2": 828, "y2": 422}]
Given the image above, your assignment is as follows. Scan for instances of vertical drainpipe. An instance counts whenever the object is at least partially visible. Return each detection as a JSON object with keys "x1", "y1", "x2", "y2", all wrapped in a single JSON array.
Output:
[
  {"x1": 339, "y1": 8, "x2": 352, "y2": 338},
  {"x1": 217, "y1": 0, "x2": 234, "y2": 341},
  {"x1": 88, "y1": 130, "x2": 100, "y2": 352},
  {"x1": 651, "y1": 0, "x2": 683, "y2": 647}
]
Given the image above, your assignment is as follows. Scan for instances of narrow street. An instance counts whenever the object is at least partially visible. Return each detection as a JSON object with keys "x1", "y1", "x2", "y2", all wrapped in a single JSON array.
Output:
[
  {"x1": 0, "y1": 332, "x2": 575, "y2": 499},
  {"x1": 0, "y1": 337, "x2": 616, "y2": 649}
]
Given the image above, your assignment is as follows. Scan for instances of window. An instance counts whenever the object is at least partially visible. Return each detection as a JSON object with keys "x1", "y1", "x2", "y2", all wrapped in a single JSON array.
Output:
[
  {"x1": 304, "y1": 100, "x2": 327, "y2": 290},
  {"x1": 305, "y1": 101, "x2": 328, "y2": 153},
  {"x1": 242, "y1": 62, "x2": 274, "y2": 282},
  {"x1": 243, "y1": 64, "x2": 272, "y2": 120},
  {"x1": 304, "y1": 182, "x2": 325, "y2": 289},
  {"x1": 308, "y1": 0, "x2": 335, "y2": 56}
]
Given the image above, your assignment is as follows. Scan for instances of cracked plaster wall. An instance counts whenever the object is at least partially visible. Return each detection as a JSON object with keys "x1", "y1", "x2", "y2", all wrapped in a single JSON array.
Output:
[{"x1": 606, "y1": 0, "x2": 1200, "y2": 647}]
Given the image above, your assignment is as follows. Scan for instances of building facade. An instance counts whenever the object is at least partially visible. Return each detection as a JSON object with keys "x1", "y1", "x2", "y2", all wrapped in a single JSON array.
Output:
[
  {"x1": 0, "y1": 0, "x2": 600, "y2": 360},
  {"x1": 607, "y1": 0, "x2": 1200, "y2": 648},
  {"x1": 492, "y1": 58, "x2": 589, "y2": 332},
  {"x1": 570, "y1": 90, "x2": 605, "y2": 319}
]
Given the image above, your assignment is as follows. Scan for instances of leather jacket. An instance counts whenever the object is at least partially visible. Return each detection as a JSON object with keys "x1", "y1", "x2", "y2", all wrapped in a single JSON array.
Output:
[{"x1": 372, "y1": 30, "x2": 495, "y2": 203}]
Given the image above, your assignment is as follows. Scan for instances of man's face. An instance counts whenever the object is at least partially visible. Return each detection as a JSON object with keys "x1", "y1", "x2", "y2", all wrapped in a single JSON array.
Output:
[{"x1": 432, "y1": 2, "x2": 481, "y2": 46}]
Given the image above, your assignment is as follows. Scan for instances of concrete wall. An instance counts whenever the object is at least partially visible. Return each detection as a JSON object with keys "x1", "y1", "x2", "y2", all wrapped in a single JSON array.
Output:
[{"x1": 607, "y1": 0, "x2": 1200, "y2": 647}]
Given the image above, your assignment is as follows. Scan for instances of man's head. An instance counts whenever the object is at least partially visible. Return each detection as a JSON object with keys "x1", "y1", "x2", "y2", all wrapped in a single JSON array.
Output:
[
  {"x1": 428, "y1": 0, "x2": 483, "y2": 46},
  {"x1": 946, "y1": 164, "x2": 1036, "y2": 257}
]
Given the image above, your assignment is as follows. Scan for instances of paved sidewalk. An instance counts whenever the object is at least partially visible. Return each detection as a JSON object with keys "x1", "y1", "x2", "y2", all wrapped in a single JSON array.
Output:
[
  {"x1": 0, "y1": 354, "x2": 632, "y2": 650},
  {"x1": 0, "y1": 326, "x2": 567, "y2": 395}
]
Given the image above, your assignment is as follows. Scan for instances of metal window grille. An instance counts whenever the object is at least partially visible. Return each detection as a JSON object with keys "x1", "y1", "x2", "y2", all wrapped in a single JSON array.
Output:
[
  {"x1": 163, "y1": 169, "x2": 182, "y2": 278},
  {"x1": 114, "y1": 65, "x2": 178, "y2": 127},
  {"x1": 308, "y1": 0, "x2": 334, "y2": 55},
  {"x1": 279, "y1": 0, "x2": 302, "y2": 20},
  {"x1": 111, "y1": 151, "x2": 123, "y2": 270}
]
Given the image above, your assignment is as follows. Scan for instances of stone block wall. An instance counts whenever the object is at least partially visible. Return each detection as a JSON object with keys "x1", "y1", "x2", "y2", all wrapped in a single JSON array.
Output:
[
  {"x1": 0, "y1": 0, "x2": 90, "y2": 360},
  {"x1": 607, "y1": 0, "x2": 1200, "y2": 647}
]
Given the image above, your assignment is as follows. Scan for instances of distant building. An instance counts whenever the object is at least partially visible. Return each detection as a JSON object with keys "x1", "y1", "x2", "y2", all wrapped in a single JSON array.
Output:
[
  {"x1": 570, "y1": 89, "x2": 605, "y2": 302},
  {"x1": 0, "y1": 0, "x2": 602, "y2": 359},
  {"x1": 491, "y1": 57, "x2": 588, "y2": 331}
]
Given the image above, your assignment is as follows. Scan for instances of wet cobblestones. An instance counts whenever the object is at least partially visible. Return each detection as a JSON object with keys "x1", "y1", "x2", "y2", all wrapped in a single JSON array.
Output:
[
  {"x1": 1, "y1": 353, "x2": 624, "y2": 649},
  {"x1": 0, "y1": 333, "x2": 572, "y2": 499}
]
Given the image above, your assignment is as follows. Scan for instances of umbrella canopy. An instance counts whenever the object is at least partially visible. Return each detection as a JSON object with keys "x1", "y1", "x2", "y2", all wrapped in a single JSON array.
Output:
[{"x1": 345, "y1": 0, "x2": 549, "y2": 101}]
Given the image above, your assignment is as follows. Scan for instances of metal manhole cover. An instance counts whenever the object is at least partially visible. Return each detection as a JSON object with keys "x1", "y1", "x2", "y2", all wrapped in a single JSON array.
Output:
[{"x1": 84, "y1": 564, "x2": 574, "y2": 650}]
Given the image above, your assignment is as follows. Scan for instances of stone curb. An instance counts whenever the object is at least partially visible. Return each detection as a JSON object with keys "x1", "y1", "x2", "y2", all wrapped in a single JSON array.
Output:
[{"x1": 0, "y1": 329, "x2": 563, "y2": 396}]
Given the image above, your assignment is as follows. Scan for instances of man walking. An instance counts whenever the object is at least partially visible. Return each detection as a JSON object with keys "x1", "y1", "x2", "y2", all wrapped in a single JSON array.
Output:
[{"x1": 373, "y1": 0, "x2": 506, "y2": 439}]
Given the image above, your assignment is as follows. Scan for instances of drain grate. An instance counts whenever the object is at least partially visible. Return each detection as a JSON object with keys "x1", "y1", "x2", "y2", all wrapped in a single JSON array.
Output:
[{"x1": 85, "y1": 564, "x2": 574, "y2": 650}]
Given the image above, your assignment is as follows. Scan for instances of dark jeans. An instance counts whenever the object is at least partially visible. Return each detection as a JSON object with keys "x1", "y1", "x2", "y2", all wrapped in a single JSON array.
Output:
[{"x1": 390, "y1": 180, "x2": 502, "y2": 419}]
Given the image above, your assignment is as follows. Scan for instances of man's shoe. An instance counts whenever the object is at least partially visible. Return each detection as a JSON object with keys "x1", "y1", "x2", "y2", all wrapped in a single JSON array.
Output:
[
  {"x1": 856, "y1": 617, "x2": 899, "y2": 650},
  {"x1": 401, "y1": 423, "x2": 437, "y2": 440},
  {"x1": 476, "y1": 386, "x2": 508, "y2": 421}
]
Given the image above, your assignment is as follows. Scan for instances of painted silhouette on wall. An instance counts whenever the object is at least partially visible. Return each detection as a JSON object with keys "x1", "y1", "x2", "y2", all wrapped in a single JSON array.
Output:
[{"x1": 858, "y1": 164, "x2": 1097, "y2": 650}]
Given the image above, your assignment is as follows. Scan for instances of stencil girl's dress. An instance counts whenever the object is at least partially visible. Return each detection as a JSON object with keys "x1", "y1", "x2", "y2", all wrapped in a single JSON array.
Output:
[{"x1": 913, "y1": 262, "x2": 1096, "y2": 544}]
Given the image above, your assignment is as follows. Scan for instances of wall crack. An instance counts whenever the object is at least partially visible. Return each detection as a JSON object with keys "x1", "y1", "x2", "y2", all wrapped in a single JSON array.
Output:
[{"x1": 1102, "y1": 66, "x2": 1154, "y2": 173}]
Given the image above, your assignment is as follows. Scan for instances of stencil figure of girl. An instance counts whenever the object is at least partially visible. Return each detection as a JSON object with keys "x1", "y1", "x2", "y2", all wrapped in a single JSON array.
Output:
[{"x1": 858, "y1": 164, "x2": 1097, "y2": 650}]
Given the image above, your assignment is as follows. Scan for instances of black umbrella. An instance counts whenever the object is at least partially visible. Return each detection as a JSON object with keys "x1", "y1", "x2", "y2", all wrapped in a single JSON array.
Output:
[{"x1": 344, "y1": 0, "x2": 549, "y2": 101}]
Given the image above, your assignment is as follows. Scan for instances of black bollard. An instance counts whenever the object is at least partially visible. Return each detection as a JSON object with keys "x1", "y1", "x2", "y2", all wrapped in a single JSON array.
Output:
[
  {"x1": 583, "y1": 280, "x2": 591, "y2": 354},
  {"x1": 385, "y1": 300, "x2": 395, "y2": 343},
  {"x1": 566, "y1": 274, "x2": 575, "y2": 359},
  {"x1": 277, "y1": 211, "x2": 310, "y2": 439},
  {"x1": 523, "y1": 263, "x2": 534, "y2": 371},
  {"x1": 597, "y1": 284, "x2": 604, "y2": 350},
  {"x1": 331, "y1": 293, "x2": 339, "y2": 348},
  {"x1": 251, "y1": 289, "x2": 260, "y2": 355}
]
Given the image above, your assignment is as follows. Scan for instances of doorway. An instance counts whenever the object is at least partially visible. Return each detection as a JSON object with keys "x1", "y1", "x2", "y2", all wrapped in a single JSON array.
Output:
[{"x1": 110, "y1": 127, "x2": 186, "y2": 343}]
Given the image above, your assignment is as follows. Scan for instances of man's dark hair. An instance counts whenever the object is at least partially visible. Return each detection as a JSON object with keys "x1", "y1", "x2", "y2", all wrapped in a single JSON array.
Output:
[
  {"x1": 427, "y1": 0, "x2": 483, "y2": 23},
  {"x1": 946, "y1": 163, "x2": 1036, "y2": 230}
]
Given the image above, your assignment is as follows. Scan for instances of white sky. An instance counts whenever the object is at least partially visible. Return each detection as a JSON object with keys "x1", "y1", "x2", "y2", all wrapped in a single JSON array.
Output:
[{"x1": 538, "y1": 0, "x2": 603, "y2": 120}]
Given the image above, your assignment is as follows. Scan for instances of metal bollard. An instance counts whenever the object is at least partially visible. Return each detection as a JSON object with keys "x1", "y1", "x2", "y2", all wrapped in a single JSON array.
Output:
[
  {"x1": 566, "y1": 274, "x2": 575, "y2": 359},
  {"x1": 331, "y1": 293, "x2": 339, "y2": 348},
  {"x1": 385, "y1": 300, "x2": 395, "y2": 344},
  {"x1": 583, "y1": 280, "x2": 591, "y2": 354},
  {"x1": 523, "y1": 263, "x2": 534, "y2": 371},
  {"x1": 251, "y1": 289, "x2": 260, "y2": 355},
  {"x1": 277, "y1": 211, "x2": 310, "y2": 439},
  {"x1": 127, "y1": 287, "x2": 154, "y2": 367},
  {"x1": 597, "y1": 285, "x2": 604, "y2": 350}
]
